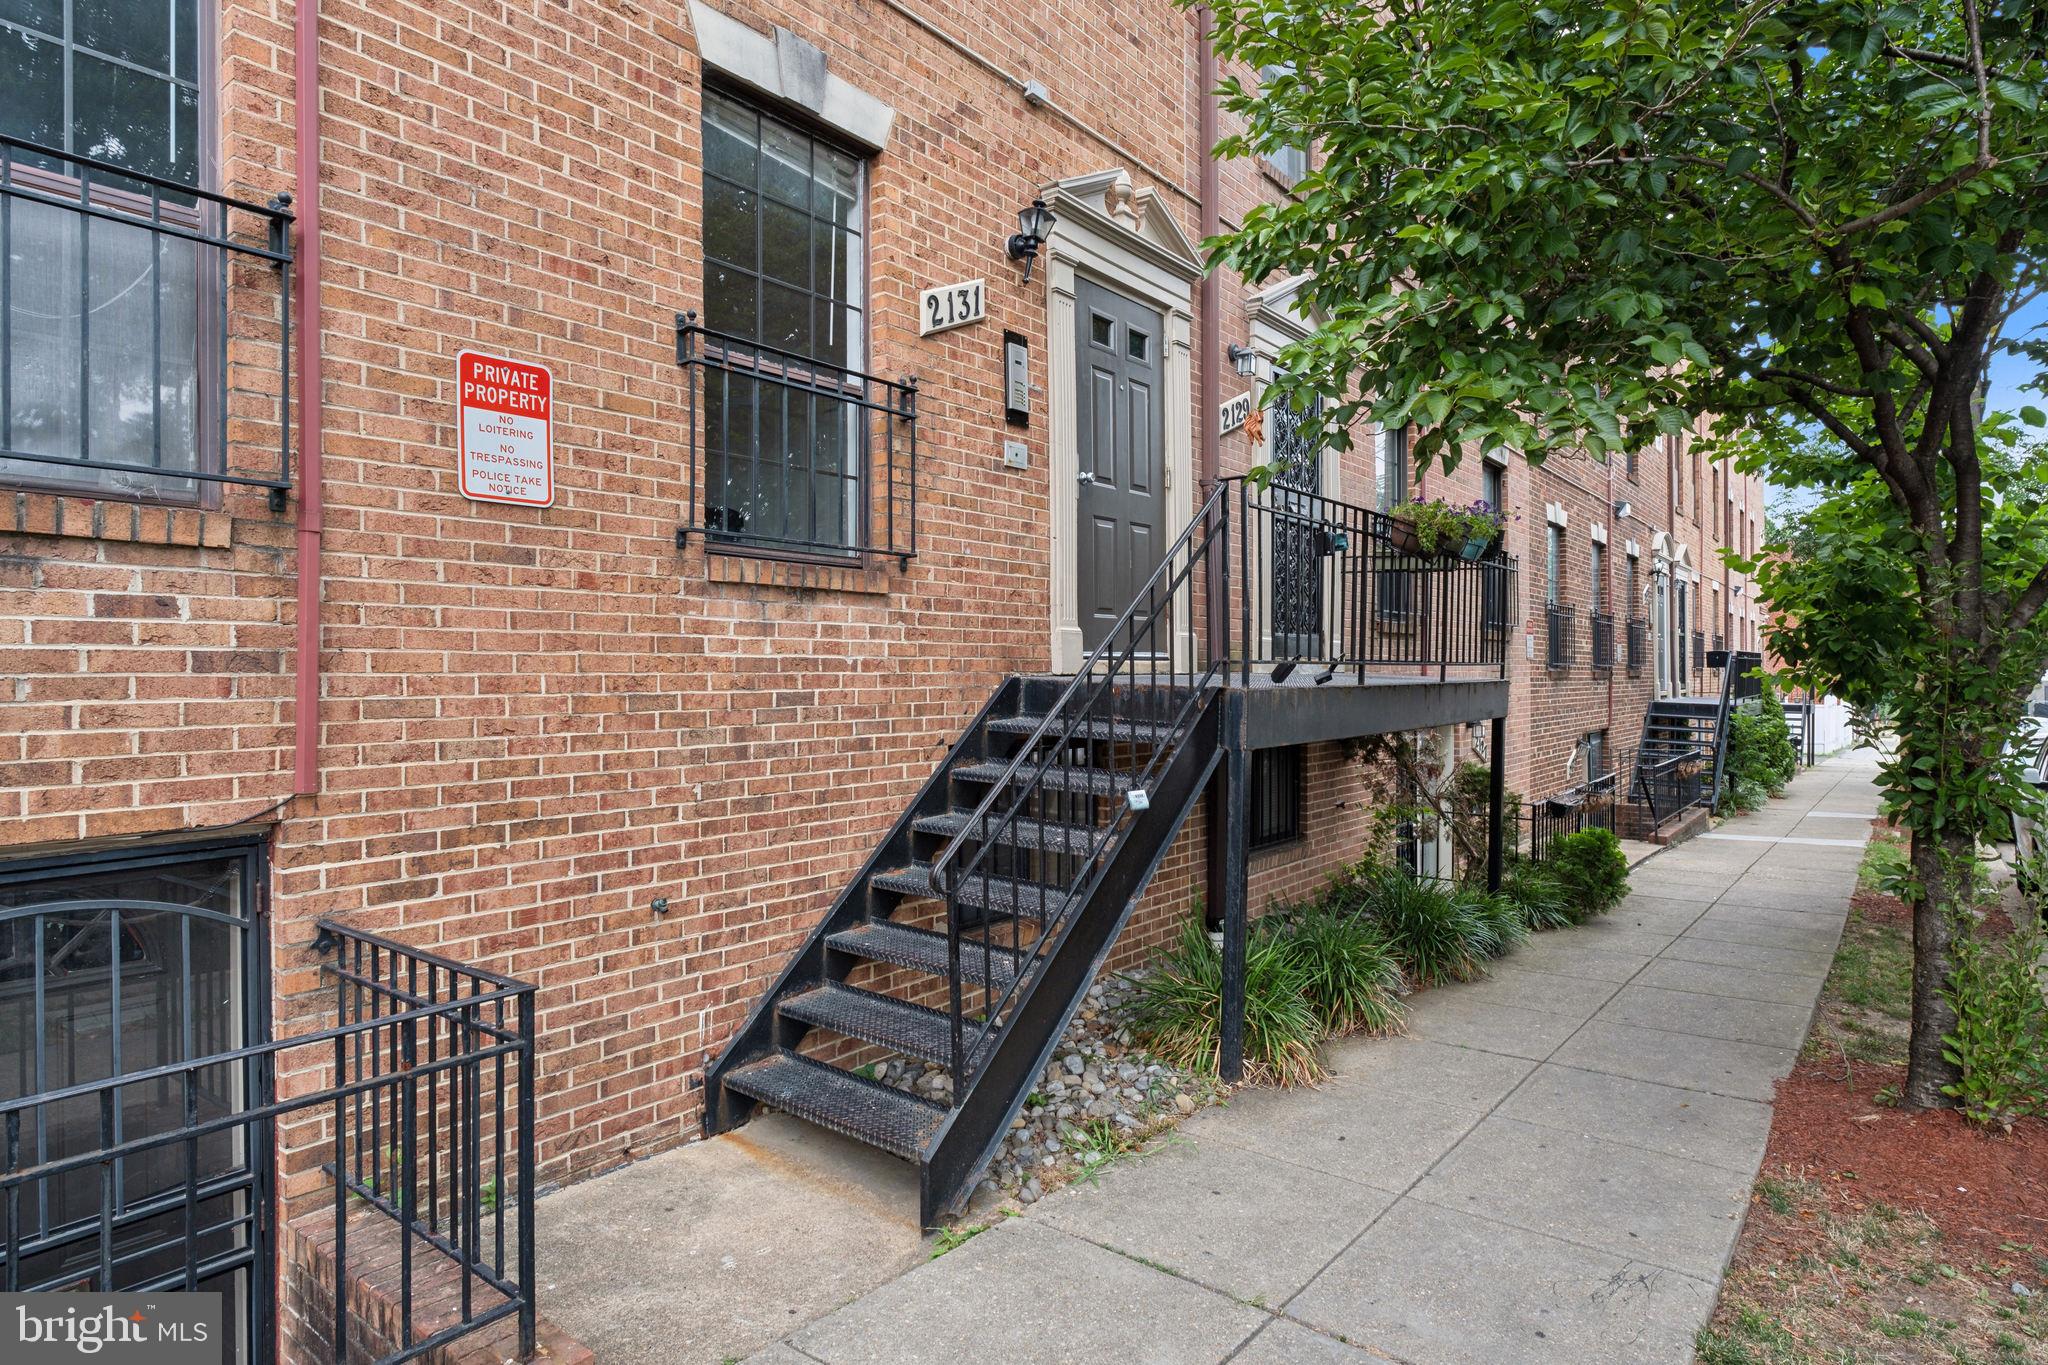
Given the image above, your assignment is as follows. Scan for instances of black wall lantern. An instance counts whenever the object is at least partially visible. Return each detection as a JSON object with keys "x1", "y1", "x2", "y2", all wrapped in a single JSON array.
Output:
[
  {"x1": 1226, "y1": 343, "x2": 1258, "y2": 377},
  {"x1": 1008, "y1": 199, "x2": 1055, "y2": 281}
]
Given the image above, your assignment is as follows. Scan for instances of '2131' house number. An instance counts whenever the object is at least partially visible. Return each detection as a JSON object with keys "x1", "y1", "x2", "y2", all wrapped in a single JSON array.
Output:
[{"x1": 920, "y1": 279, "x2": 987, "y2": 336}]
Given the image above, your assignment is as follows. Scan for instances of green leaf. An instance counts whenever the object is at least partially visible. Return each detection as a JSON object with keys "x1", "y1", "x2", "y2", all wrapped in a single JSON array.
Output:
[{"x1": 1725, "y1": 146, "x2": 1761, "y2": 177}]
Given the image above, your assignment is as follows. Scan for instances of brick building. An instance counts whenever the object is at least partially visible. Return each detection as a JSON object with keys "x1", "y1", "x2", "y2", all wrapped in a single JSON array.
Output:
[{"x1": 0, "y1": 0, "x2": 1757, "y2": 1357}]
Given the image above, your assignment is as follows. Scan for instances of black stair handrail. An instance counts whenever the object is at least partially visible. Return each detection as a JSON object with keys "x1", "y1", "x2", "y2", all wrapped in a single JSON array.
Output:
[
  {"x1": 929, "y1": 484, "x2": 1231, "y2": 1091},
  {"x1": 1708, "y1": 650, "x2": 1767, "y2": 803}
]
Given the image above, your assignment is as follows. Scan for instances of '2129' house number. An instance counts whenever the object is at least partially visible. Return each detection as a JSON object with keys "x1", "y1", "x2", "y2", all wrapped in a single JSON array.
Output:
[{"x1": 920, "y1": 279, "x2": 987, "y2": 336}]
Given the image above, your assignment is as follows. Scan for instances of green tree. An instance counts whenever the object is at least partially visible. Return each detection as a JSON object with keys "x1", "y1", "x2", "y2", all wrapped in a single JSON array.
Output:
[{"x1": 1198, "y1": 0, "x2": 2048, "y2": 1107}]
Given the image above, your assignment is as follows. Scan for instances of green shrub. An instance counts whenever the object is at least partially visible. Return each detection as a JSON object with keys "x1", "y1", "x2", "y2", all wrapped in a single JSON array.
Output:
[
  {"x1": 1499, "y1": 860, "x2": 1577, "y2": 930},
  {"x1": 1338, "y1": 865, "x2": 1493, "y2": 986},
  {"x1": 1123, "y1": 918, "x2": 1328, "y2": 1086},
  {"x1": 1939, "y1": 922, "x2": 2048, "y2": 1127},
  {"x1": 1456, "y1": 885, "x2": 1530, "y2": 958},
  {"x1": 1545, "y1": 827, "x2": 1631, "y2": 916},
  {"x1": 1722, "y1": 700, "x2": 1797, "y2": 809},
  {"x1": 1260, "y1": 902, "x2": 1407, "y2": 1036}
]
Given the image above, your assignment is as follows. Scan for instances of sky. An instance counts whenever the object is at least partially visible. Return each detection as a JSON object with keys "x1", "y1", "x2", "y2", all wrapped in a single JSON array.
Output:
[{"x1": 1987, "y1": 291, "x2": 2048, "y2": 434}]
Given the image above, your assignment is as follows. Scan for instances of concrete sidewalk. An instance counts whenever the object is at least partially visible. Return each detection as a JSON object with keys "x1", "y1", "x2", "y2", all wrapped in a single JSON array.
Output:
[{"x1": 749, "y1": 752, "x2": 1883, "y2": 1365}]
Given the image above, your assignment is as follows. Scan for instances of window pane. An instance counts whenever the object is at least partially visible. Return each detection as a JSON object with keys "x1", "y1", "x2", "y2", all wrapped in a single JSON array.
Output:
[
  {"x1": 77, "y1": 0, "x2": 174, "y2": 77},
  {"x1": 702, "y1": 94, "x2": 757, "y2": 183},
  {"x1": 759, "y1": 197, "x2": 809, "y2": 291},
  {"x1": 73, "y1": 52, "x2": 184, "y2": 182},
  {"x1": 759, "y1": 279, "x2": 811, "y2": 354},
  {"x1": 812, "y1": 222, "x2": 852, "y2": 309},
  {"x1": 0, "y1": 28, "x2": 65, "y2": 148},
  {"x1": 0, "y1": 0, "x2": 63, "y2": 33},
  {"x1": 757, "y1": 117, "x2": 812, "y2": 208},
  {"x1": 703, "y1": 262, "x2": 756, "y2": 336},
  {"x1": 174, "y1": 0, "x2": 195, "y2": 81},
  {"x1": 813, "y1": 145, "x2": 859, "y2": 225},
  {"x1": 702, "y1": 175, "x2": 756, "y2": 269}
]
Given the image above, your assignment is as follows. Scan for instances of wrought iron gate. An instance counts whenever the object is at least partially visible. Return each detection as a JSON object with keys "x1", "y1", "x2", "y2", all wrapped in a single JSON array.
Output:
[{"x1": 0, "y1": 837, "x2": 270, "y2": 1362}]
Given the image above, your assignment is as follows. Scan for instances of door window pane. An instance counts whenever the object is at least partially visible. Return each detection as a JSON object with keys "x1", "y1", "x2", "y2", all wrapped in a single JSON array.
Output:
[{"x1": 698, "y1": 90, "x2": 867, "y2": 551}]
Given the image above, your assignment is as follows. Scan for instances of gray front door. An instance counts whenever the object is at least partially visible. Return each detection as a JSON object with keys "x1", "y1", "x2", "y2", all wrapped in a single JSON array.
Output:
[{"x1": 1076, "y1": 279, "x2": 1167, "y2": 651}]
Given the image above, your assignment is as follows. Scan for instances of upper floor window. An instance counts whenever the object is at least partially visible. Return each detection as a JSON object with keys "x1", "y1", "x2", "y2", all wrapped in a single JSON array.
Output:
[
  {"x1": 1546, "y1": 522, "x2": 1564, "y2": 604},
  {"x1": 1258, "y1": 65, "x2": 1310, "y2": 182},
  {"x1": 1374, "y1": 423, "x2": 1408, "y2": 512},
  {"x1": 2, "y1": 0, "x2": 221, "y2": 502},
  {"x1": 699, "y1": 90, "x2": 870, "y2": 552}
]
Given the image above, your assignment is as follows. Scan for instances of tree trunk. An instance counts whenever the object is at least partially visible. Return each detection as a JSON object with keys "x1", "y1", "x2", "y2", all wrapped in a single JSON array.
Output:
[{"x1": 1903, "y1": 824, "x2": 1972, "y2": 1108}]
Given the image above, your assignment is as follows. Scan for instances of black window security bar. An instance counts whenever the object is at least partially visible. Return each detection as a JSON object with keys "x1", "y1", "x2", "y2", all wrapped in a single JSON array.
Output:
[
  {"x1": 1692, "y1": 629, "x2": 1707, "y2": 677},
  {"x1": 1589, "y1": 611, "x2": 1616, "y2": 673},
  {"x1": 0, "y1": 907, "x2": 537, "y2": 1365},
  {"x1": 1, "y1": 135, "x2": 294, "y2": 506},
  {"x1": 1249, "y1": 745, "x2": 1305, "y2": 849},
  {"x1": 1233, "y1": 478, "x2": 1517, "y2": 683},
  {"x1": 1625, "y1": 615, "x2": 1647, "y2": 676},
  {"x1": 1545, "y1": 601, "x2": 1574, "y2": 670},
  {"x1": 675, "y1": 313, "x2": 916, "y2": 565}
]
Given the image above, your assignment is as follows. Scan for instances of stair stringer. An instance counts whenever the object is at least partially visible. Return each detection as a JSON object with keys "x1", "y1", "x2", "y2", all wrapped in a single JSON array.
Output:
[
  {"x1": 703, "y1": 678, "x2": 1023, "y2": 1136},
  {"x1": 915, "y1": 696, "x2": 1224, "y2": 1226}
]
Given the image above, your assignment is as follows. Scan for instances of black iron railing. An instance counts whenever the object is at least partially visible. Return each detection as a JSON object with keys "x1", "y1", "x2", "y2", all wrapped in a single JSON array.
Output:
[
  {"x1": 1519, "y1": 768, "x2": 1618, "y2": 860},
  {"x1": 930, "y1": 484, "x2": 1229, "y2": 1091},
  {"x1": 1589, "y1": 611, "x2": 1616, "y2": 672},
  {"x1": 0, "y1": 918, "x2": 538, "y2": 1365},
  {"x1": 1631, "y1": 749, "x2": 1706, "y2": 829},
  {"x1": 1234, "y1": 479, "x2": 1516, "y2": 682},
  {"x1": 1545, "y1": 602, "x2": 1574, "y2": 669},
  {"x1": 309, "y1": 921, "x2": 537, "y2": 1364},
  {"x1": 1625, "y1": 616, "x2": 1647, "y2": 676},
  {"x1": 675, "y1": 314, "x2": 916, "y2": 565},
  {"x1": 0, "y1": 135, "x2": 294, "y2": 504}
]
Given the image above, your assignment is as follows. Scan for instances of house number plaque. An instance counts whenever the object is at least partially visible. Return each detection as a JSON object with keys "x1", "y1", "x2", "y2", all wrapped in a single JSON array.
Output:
[{"x1": 919, "y1": 278, "x2": 987, "y2": 336}]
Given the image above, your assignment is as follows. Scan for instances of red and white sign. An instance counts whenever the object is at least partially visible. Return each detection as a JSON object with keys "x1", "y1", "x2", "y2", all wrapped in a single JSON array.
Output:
[{"x1": 457, "y1": 350, "x2": 554, "y2": 506}]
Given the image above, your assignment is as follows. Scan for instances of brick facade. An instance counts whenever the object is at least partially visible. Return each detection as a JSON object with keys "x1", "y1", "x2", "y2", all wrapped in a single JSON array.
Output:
[{"x1": 0, "y1": 0, "x2": 1759, "y2": 1355}]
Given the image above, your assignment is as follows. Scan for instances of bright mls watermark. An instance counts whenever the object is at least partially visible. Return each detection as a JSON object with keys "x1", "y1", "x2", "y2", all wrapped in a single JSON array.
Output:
[{"x1": 1, "y1": 1294, "x2": 221, "y2": 1364}]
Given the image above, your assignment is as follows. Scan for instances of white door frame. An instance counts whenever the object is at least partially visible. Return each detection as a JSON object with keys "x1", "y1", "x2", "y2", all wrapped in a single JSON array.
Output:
[{"x1": 1043, "y1": 170, "x2": 1204, "y2": 673}]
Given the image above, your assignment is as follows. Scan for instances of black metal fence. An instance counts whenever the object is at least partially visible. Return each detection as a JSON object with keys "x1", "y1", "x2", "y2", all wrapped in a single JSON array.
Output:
[
  {"x1": 1233, "y1": 479, "x2": 1517, "y2": 681},
  {"x1": 1589, "y1": 611, "x2": 1616, "y2": 672},
  {"x1": 1631, "y1": 749, "x2": 1707, "y2": 829},
  {"x1": 1516, "y1": 768, "x2": 1619, "y2": 861},
  {"x1": 309, "y1": 920, "x2": 537, "y2": 1364},
  {"x1": 1, "y1": 134, "x2": 294, "y2": 504},
  {"x1": 1625, "y1": 616, "x2": 1647, "y2": 676},
  {"x1": 675, "y1": 314, "x2": 917, "y2": 564},
  {"x1": 1545, "y1": 602, "x2": 1574, "y2": 669},
  {"x1": 0, "y1": 914, "x2": 538, "y2": 1365}
]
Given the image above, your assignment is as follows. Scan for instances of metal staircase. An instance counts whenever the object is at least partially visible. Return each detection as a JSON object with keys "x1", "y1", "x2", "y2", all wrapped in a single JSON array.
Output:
[
  {"x1": 703, "y1": 488, "x2": 1230, "y2": 1226},
  {"x1": 1627, "y1": 649, "x2": 1766, "y2": 820}
]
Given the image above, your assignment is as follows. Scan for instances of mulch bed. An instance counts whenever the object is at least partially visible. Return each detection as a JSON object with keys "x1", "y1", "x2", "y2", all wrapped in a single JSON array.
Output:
[{"x1": 1762, "y1": 1055, "x2": 2048, "y2": 1267}]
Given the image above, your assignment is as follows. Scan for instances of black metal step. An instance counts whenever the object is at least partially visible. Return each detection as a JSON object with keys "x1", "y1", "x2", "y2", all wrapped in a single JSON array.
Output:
[
  {"x1": 873, "y1": 863, "x2": 1076, "y2": 922},
  {"x1": 826, "y1": 921, "x2": 1021, "y2": 989},
  {"x1": 984, "y1": 714, "x2": 1179, "y2": 745},
  {"x1": 722, "y1": 1052, "x2": 948, "y2": 1160},
  {"x1": 779, "y1": 984, "x2": 990, "y2": 1068},
  {"x1": 953, "y1": 761, "x2": 1133, "y2": 795},
  {"x1": 911, "y1": 810, "x2": 1104, "y2": 855},
  {"x1": 1650, "y1": 698, "x2": 1720, "y2": 714}
]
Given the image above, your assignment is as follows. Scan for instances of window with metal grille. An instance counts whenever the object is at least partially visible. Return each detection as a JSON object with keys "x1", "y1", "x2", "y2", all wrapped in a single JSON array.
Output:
[
  {"x1": 0, "y1": 0, "x2": 255, "y2": 503},
  {"x1": 700, "y1": 90, "x2": 868, "y2": 551},
  {"x1": 1249, "y1": 745, "x2": 1305, "y2": 849}
]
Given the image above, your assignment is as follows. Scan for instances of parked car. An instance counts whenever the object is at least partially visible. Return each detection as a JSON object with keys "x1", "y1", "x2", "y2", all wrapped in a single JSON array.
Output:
[{"x1": 2013, "y1": 729, "x2": 2048, "y2": 892}]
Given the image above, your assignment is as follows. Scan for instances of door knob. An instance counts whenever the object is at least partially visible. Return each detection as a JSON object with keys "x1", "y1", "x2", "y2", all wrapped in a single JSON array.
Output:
[{"x1": 1077, "y1": 471, "x2": 1101, "y2": 485}]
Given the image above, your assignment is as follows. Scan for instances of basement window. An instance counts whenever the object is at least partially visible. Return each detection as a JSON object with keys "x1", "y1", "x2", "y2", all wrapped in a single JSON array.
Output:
[{"x1": 1249, "y1": 745, "x2": 1305, "y2": 850}]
